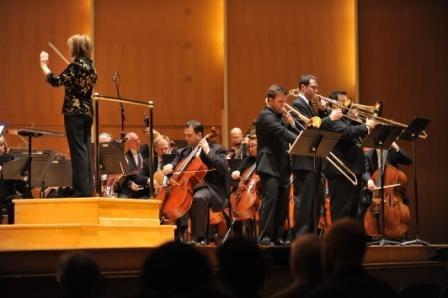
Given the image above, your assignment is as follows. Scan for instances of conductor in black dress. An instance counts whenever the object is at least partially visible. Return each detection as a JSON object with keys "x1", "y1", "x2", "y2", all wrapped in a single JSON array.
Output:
[
  {"x1": 255, "y1": 84, "x2": 298, "y2": 245},
  {"x1": 40, "y1": 34, "x2": 97, "y2": 197}
]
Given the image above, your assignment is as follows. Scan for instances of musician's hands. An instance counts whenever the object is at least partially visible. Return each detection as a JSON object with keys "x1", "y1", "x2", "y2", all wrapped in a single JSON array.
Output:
[
  {"x1": 39, "y1": 51, "x2": 51, "y2": 75},
  {"x1": 367, "y1": 179, "x2": 376, "y2": 191},
  {"x1": 329, "y1": 108, "x2": 343, "y2": 121},
  {"x1": 282, "y1": 112, "x2": 295, "y2": 127},
  {"x1": 129, "y1": 182, "x2": 141, "y2": 192},
  {"x1": 163, "y1": 164, "x2": 174, "y2": 175},
  {"x1": 390, "y1": 141, "x2": 400, "y2": 152},
  {"x1": 199, "y1": 139, "x2": 210, "y2": 154},
  {"x1": 231, "y1": 170, "x2": 241, "y2": 180},
  {"x1": 366, "y1": 118, "x2": 376, "y2": 131}
]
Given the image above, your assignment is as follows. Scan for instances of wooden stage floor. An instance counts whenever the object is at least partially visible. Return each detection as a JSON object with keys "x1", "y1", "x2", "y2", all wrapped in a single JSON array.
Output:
[{"x1": 1, "y1": 244, "x2": 447, "y2": 297}]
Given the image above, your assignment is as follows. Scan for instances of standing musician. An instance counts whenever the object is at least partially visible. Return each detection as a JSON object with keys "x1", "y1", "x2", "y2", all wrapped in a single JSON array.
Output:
[
  {"x1": 255, "y1": 84, "x2": 298, "y2": 245},
  {"x1": 363, "y1": 141, "x2": 413, "y2": 204},
  {"x1": 227, "y1": 127, "x2": 249, "y2": 160},
  {"x1": 290, "y1": 74, "x2": 342, "y2": 235},
  {"x1": 320, "y1": 91, "x2": 376, "y2": 221},
  {"x1": 163, "y1": 120, "x2": 229, "y2": 245},
  {"x1": 39, "y1": 34, "x2": 97, "y2": 197}
]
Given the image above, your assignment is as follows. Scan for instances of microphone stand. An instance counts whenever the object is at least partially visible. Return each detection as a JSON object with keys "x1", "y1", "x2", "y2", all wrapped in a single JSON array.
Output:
[{"x1": 113, "y1": 73, "x2": 126, "y2": 152}]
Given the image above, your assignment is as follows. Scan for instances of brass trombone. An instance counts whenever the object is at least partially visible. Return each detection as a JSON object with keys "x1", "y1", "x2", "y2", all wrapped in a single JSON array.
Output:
[
  {"x1": 283, "y1": 103, "x2": 358, "y2": 186},
  {"x1": 316, "y1": 94, "x2": 427, "y2": 139}
]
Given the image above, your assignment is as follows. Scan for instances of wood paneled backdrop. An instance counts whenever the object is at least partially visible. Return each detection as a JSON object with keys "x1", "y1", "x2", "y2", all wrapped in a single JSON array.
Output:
[{"x1": 1, "y1": 0, "x2": 447, "y2": 242}]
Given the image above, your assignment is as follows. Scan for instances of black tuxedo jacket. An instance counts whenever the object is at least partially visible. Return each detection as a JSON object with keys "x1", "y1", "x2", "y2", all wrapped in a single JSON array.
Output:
[
  {"x1": 290, "y1": 96, "x2": 332, "y2": 171},
  {"x1": 170, "y1": 142, "x2": 230, "y2": 206},
  {"x1": 363, "y1": 148, "x2": 412, "y2": 182},
  {"x1": 255, "y1": 106, "x2": 297, "y2": 179},
  {"x1": 320, "y1": 118, "x2": 369, "y2": 176}
]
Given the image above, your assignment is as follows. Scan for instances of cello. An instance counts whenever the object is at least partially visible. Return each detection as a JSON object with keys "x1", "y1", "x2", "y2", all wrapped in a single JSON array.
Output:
[
  {"x1": 156, "y1": 128, "x2": 217, "y2": 222},
  {"x1": 364, "y1": 163, "x2": 410, "y2": 239},
  {"x1": 229, "y1": 163, "x2": 261, "y2": 222}
]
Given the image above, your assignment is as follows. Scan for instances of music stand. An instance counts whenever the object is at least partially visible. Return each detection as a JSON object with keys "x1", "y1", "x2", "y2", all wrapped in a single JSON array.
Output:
[
  {"x1": 9, "y1": 149, "x2": 56, "y2": 197},
  {"x1": 400, "y1": 117, "x2": 431, "y2": 246},
  {"x1": 98, "y1": 142, "x2": 130, "y2": 176},
  {"x1": 44, "y1": 157, "x2": 73, "y2": 187},
  {"x1": 0, "y1": 122, "x2": 6, "y2": 136},
  {"x1": 289, "y1": 128, "x2": 341, "y2": 234},
  {"x1": 364, "y1": 125, "x2": 403, "y2": 246}
]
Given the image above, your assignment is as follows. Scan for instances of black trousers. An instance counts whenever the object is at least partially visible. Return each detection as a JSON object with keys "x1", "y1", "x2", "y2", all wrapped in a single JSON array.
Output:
[
  {"x1": 64, "y1": 114, "x2": 93, "y2": 197},
  {"x1": 293, "y1": 170, "x2": 324, "y2": 235},
  {"x1": 258, "y1": 173, "x2": 290, "y2": 242},
  {"x1": 328, "y1": 174, "x2": 363, "y2": 221},
  {"x1": 190, "y1": 187, "x2": 222, "y2": 240}
]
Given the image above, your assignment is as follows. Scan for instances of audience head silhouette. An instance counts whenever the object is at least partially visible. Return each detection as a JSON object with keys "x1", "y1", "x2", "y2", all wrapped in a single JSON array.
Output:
[
  {"x1": 217, "y1": 237, "x2": 266, "y2": 298},
  {"x1": 323, "y1": 218, "x2": 367, "y2": 274},
  {"x1": 290, "y1": 233, "x2": 322, "y2": 283},
  {"x1": 141, "y1": 241, "x2": 211, "y2": 298},
  {"x1": 57, "y1": 251, "x2": 102, "y2": 298}
]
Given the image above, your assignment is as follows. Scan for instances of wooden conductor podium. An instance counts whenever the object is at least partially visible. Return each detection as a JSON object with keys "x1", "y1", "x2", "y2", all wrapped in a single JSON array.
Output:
[{"x1": 0, "y1": 198, "x2": 176, "y2": 250}]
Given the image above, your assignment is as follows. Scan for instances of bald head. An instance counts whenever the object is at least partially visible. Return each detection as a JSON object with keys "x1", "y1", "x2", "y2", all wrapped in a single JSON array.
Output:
[
  {"x1": 230, "y1": 127, "x2": 244, "y2": 146},
  {"x1": 290, "y1": 234, "x2": 322, "y2": 282},
  {"x1": 126, "y1": 132, "x2": 141, "y2": 150}
]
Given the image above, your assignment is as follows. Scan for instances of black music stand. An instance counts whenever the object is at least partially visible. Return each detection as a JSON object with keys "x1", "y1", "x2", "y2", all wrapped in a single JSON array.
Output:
[
  {"x1": 289, "y1": 128, "x2": 341, "y2": 234},
  {"x1": 400, "y1": 117, "x2": 431, "y2": 246},
  {"x1": 9, "y1": 149, "x2": 56, "y2": 197},
  {"x1": 98, "y1": 141, "x2": 130, "y2": 176},
  {"x1": 43, "y1": 156, "x2": 73, "y2": 196},
  {"x1": 364, "y1": 125, "x2": 404, "y2": 246}
]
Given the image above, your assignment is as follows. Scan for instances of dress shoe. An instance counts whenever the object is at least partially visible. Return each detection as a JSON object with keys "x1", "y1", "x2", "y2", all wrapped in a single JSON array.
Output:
[{"x1": 259, "y1": 237, "x2": 274, "y2": 246}]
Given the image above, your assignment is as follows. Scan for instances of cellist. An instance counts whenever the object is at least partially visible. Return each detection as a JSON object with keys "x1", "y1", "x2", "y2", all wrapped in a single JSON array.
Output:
[
  {"x1": 163, "y1": 120, "x2": 229, "y2": 245},
  {"x1": 363, "y1": 141, "x2": 413, "y2": 204}
]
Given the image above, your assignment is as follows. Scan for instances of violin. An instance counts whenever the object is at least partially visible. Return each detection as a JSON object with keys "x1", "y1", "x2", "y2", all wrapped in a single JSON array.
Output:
[
  {"x1": 156, "y1": 128, "x2": 217, "y2": 222},
  {"x1": 364, "y1": 163, "x2": 410, "y2": 239},
  {"x1": 229, "y1": 163, "x2": 261, "y2": 221}
]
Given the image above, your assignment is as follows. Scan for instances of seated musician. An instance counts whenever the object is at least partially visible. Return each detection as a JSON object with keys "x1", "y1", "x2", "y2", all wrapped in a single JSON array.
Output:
[
  {"x1": 137, "y1": 135, "x2": 173, "y2": 192},
  {"x1": 231, "y1": 134, "x2": 257, "y2": 180},
  {"x1": 363, "y1": 141, "x2": 413, "y2": 204},
  {"x1": 0, "y1": 136, "x2": 8, "y2": 155},
  {"x1": 119, "y1": 132, "x2": 147, "y2": 198},
  {"x1": 163, "y1": 120, "x2": 230, "y2": 245},
  {"x1": 227, "y1": 127, "x2": 248, "y2": 160}
]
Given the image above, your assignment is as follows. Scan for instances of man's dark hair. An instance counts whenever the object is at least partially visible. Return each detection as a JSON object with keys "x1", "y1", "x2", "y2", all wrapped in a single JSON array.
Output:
[
  {"x1": 185, "y1": 120, "x2": 204, "y2": 135},
  {"x1": 266, "y1": 84, "x2": 288, "y2": 100},
  {"x1": 328, "y1": 90, "x2": 347, "y2": 100},
  {"x1": 298, "y1": 74, "x2": 318, "y2": 88}
]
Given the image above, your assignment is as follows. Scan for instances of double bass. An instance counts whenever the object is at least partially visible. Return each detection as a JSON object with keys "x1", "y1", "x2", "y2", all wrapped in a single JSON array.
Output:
[
  {"x1": 229, "y1": 163, "x2": 261, "y2": 222},
  {"x1": 364, "y1": 163, "x2": 410, "y2": 239},
  {"x1": 156, "y1": 128, "x2": 217, "y2": 222}
]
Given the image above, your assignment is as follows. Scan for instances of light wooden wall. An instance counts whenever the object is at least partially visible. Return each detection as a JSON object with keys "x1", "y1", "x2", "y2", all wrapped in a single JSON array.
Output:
[
  {"x1": 93, "y1": 0, "x2": 224, "y2": 145},
  {"x1": 358, "y1": 0, "x2": 448, "y2": 243},
  {"x1": 0, "y1": 0, "x2": 92, "y2": 155},
  {"x1": 227, "y1": 0, "x2": 357, "y2": 133}
]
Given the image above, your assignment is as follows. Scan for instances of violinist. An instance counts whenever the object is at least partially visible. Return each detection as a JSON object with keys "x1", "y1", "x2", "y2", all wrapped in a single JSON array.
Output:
[
  {"x1": 363, "y1": 141, "x2": 413, "y2": 204},
  {"x1": 320, "y1": 91, "x2": 376, "y2": 221},
  {"x1": 290, "y1": 74, "x2": 342, "y2": 235},
  {"x1": 227, "y1": 127, "x2": 248, "y2": 160},
  {"x1": 255, "y1": 84, "x2": 297, "y2": 245},
  {"x1": 163, "y1": 120, "x2": 229, "y2": 245}
]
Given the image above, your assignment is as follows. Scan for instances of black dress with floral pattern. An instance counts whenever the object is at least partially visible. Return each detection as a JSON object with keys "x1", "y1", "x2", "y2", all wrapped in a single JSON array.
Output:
[{"x1": 46, "y1": 57, "x2": 97, "y2": 116}]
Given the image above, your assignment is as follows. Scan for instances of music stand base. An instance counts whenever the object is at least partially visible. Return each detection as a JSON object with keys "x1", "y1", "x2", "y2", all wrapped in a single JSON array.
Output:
[
  {"x1": 402, "y1": 237, "x2": 431, "y2": 246},
  {"x1": 368, "y1": 237, "x2": 403, "y2": 246}
]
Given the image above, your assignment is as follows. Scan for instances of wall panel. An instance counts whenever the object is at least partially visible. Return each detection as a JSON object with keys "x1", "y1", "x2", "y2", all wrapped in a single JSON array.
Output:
[{"x1": 358, "y1": 0, "x2": 448, "y2": 242}]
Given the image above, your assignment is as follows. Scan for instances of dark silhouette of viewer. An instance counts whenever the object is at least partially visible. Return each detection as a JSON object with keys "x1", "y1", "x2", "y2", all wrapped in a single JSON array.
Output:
[
  {"x1": 308, "y1": 218, "x2": 397, "y2": 298},
  {"x1": 217, "y1": 238, "x2": 266, "y2": 298},
  {"x1": 270, "y1": 234, "x2": 322, "y2": 298},
  {"x1": 140, "y1": 241, "x2": 212, "y2": 298},
  {"x1": 57, "y1": 251, "x2": 102, "y2": 298}
]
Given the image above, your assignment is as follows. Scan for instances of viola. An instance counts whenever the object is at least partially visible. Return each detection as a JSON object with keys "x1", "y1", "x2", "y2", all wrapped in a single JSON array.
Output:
[
  {"x1": 156, "y1": 128, "x2": 217, "y2": 222},
  {"x1": 364, "y1": 164, "x2": 410, "y2": 239}
]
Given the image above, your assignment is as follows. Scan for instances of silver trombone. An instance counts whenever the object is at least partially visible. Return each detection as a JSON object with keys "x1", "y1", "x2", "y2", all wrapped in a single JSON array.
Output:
[{"x1": 283, "y1": 103, "x2": 358, "y2": 186}]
